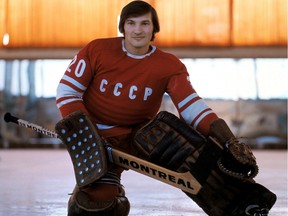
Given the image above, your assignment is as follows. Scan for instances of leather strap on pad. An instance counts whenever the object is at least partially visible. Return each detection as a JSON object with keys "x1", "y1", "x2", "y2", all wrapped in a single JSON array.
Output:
[{"x1": 55, "y1": 111, "x2": 107, "y2": 188}]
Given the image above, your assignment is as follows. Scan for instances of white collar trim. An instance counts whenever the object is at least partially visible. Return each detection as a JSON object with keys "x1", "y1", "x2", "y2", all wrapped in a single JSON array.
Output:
[{"x1": 122, "y1": 39, "x2": 156, "y2": 59}]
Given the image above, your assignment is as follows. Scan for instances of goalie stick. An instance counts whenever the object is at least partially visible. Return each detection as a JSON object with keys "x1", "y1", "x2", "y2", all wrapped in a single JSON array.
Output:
[{"x1": 4, "y1": 112, "x2": 201, "y2": 194}]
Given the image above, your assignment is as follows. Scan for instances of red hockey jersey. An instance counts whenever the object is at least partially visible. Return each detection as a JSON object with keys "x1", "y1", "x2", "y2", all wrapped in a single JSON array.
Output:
[{"x1": 56, "y1": 37, "x2": 217, "y2": 137}]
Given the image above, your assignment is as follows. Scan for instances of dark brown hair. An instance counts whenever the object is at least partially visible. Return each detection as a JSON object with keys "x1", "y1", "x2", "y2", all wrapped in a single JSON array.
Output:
[{"x1": 118, "y1": 0, "x2": 160, "y2": 41}]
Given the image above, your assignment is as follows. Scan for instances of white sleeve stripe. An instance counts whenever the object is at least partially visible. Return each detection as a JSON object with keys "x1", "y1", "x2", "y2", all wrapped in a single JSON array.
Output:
[
  {"x1": 96, "y1": 124, "x2": 116, "y2": 130},
  {"x1": 178, "y1": 93, "x2": 198, "y2": 109},
  {"x1": 193, "y1": 110, "x2": 214, "y2": 129},
  {"x1": 62, "y1": 75, "x2": 87, "y2": 91},
  {"x1": 180, "y1": 99, "x2": 209, "y2": 126},
  {"x1": 56, "y1": 98, "x2": 83, "y2": 108},
  {"x1": 56, "y1": 83, "x2": 83, "y2": 99}
]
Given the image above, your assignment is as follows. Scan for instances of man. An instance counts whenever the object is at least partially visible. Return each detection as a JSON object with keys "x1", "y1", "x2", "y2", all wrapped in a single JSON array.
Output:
[{"x1": 56, "y1": 1, "x2": 276, "y2": 215}]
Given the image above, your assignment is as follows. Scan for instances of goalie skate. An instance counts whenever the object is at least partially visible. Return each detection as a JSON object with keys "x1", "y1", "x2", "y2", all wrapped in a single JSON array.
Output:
[{"x1": 55, "y1": 111, "x2": 107, "y2": 189}]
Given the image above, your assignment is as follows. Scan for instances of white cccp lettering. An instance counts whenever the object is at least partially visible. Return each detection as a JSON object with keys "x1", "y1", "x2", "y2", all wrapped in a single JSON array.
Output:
[
  {"x1": 129, "y1": 85, "x2": 137, "y2": 99},
  {"x1": 99, "y1": 79, "x2": 152, "y2": 100},
  {"x1": 144, "y1": 87, "x2": 152, "y2": 101},
  {"x1": 114, "y1": 83, "x2": 123, "y2": 96},
  {"x1": 100, "y1": 79, "x2": 108, "y2": 92}
]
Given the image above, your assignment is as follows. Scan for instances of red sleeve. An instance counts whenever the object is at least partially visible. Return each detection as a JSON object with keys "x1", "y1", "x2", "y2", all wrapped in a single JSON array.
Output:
[
  {"x1": 167, "y1": 71, "x2": 218, "y2": 136},
  {"x1": 56, "y1": 46, "x2": 93, "y2": 117}
]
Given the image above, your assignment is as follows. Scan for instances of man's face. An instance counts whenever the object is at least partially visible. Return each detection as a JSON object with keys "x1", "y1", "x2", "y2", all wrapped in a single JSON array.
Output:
[{"x1": 123, "y1": 13, "x2": 154, "y2": 55}]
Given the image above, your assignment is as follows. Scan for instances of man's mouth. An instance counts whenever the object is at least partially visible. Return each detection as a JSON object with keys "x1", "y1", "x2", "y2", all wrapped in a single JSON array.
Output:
[{"x1": 133, "y1": 36, "x2": 145, "y2": 40}]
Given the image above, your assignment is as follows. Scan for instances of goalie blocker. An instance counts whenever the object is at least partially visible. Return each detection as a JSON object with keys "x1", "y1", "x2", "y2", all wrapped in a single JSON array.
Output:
[
  {"x1": 133, "y1": 111, "x2": 276, "y2": 216},
  {"x1": 55, "y1": 111, "x2": 108, "y2": 189}
]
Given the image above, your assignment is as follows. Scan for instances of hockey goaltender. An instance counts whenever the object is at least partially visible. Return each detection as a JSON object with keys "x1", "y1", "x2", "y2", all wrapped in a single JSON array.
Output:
[{"x1": 54, "y1": 1, "x2": 277, "y2": 215}]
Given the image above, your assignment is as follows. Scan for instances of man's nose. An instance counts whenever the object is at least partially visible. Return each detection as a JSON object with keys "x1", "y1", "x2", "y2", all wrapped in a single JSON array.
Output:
[{"x1": 134, "y1": 24, "x2": 142, "y2": 33}]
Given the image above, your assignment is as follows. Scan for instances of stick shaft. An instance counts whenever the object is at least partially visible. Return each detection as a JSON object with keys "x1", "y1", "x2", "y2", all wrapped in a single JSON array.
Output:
[
  {"x1": 4, "y1": 112, "x2": 201, "y2": 194},
  {"x1": 4, "y1": 112, "x2": 58, "y2": 138},
  {"x1": 107, "y1": 146, "x2": 201, "y2": 194}
]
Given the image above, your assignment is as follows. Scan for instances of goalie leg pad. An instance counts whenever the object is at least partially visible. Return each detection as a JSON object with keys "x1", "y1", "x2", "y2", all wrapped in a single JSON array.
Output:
[
  {"x1": 133, "y1": 111, "x2": 276, "y2": 215},
  {"x1": 186, "y1": 173, "x2": 276, "y2": 216},
  {"x1": 134, "y1": 111, "x2": 206, "y2": 171},
  {"x1": 55, "y1": 111, "x2": 107, "y2": 189},
  {"x1": 133, "y1": 111, "x2": 220, "y2": 184}
]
